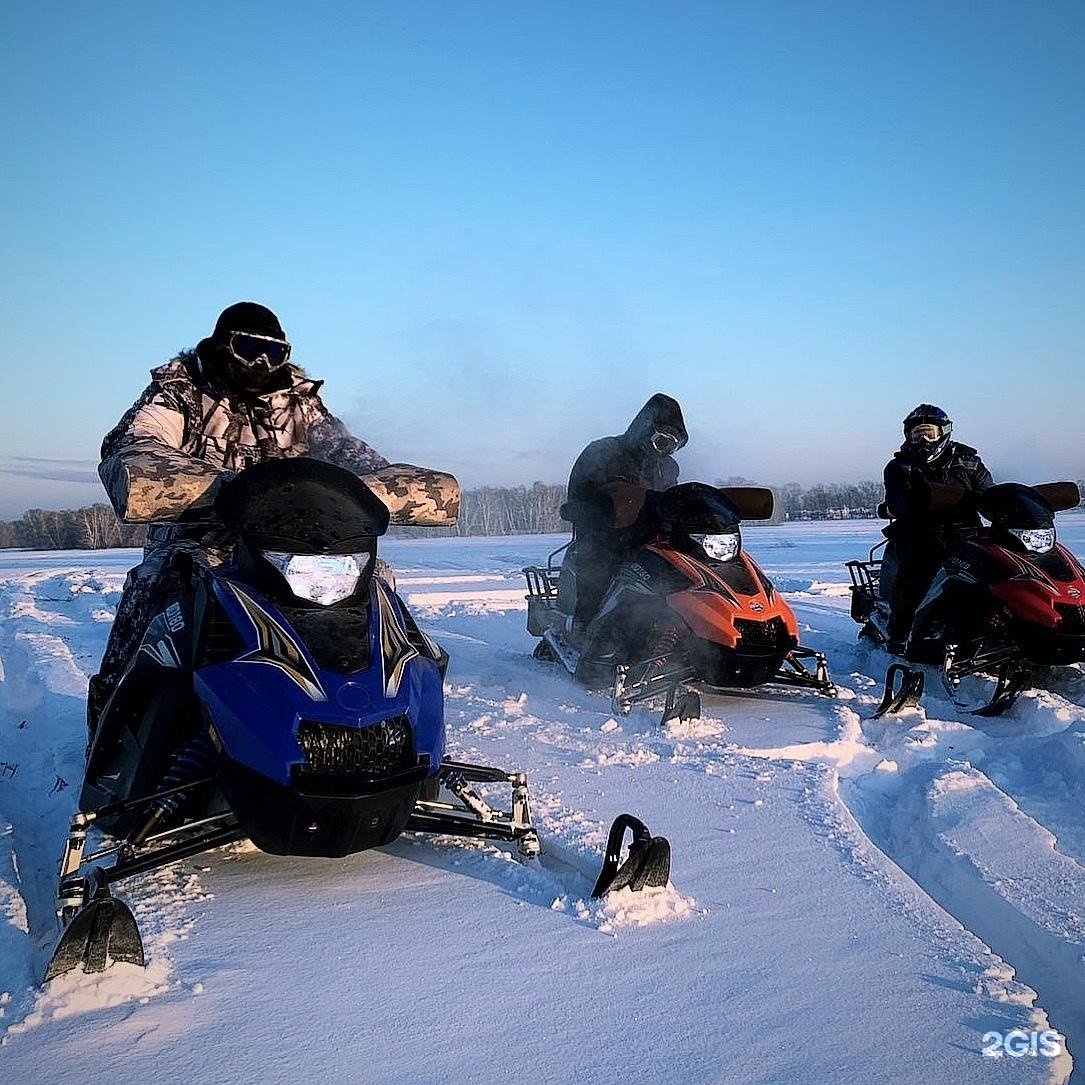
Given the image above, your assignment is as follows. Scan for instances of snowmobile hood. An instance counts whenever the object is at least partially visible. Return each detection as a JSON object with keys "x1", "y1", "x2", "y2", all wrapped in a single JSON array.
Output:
[{"x1": 624, "y1": 394, "x2": 688, "y2": 451}]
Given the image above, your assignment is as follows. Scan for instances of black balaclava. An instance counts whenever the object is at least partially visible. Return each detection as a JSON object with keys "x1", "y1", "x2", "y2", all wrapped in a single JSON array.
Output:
[{"x1": 196, "y1": 302, "x2": 293, "y2": 398}]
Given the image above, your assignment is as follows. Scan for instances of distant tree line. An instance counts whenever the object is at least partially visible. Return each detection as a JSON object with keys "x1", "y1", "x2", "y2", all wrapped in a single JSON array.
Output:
[
  {"x1": 4, "y1": 479, "x2": 1084, "y2": 550},
  {"x1": 0, "y1": 504, "x2": 147, "y2": 550}
]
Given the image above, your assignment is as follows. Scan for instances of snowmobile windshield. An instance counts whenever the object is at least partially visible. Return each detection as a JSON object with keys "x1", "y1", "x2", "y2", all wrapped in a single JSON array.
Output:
[
  {"x1": 701, "y1": 531, "x2": 741, "y2": 562},
  {"x1": 977, "y1": 483, "x2": 1056, "y2": 533},
  {"x1": 264, "y1": 550, "x2": 373, "y2": 606},
  {"x1": 216, "y1": 458, "x2": 390, "y2": 553},
  {"x1": 217, "y1": 459, "x2": 388, "y2": 606},
  {"x1": 656, "y1": 483, "x2": 740, "y2": 535}
]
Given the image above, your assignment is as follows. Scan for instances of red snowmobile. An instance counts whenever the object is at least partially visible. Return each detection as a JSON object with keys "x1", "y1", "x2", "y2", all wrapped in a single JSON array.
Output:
[
  {"x1": 847, "y1": 481, "x2": 1085, "y2": 716},
  {"x1": 523, "y1": 482, "x2": 834, "y2": 724}
]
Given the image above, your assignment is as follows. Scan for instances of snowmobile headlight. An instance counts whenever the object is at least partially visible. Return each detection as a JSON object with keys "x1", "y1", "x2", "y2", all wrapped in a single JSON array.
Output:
[
  {"x1": 264, "y1": 551, "x2": 372, "y2": 605},
  {"x1": 702, "y1": 532, "x2": 741, "y2": 562},
  {"x1": 1009, "y1": 527, "x2": 1055, "y2": 554}
]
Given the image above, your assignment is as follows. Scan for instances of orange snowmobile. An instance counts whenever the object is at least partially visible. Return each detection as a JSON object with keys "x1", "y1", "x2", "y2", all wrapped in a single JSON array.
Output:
[{"x1": 523, "y1": 482, "x2": 834, "y2": 724}]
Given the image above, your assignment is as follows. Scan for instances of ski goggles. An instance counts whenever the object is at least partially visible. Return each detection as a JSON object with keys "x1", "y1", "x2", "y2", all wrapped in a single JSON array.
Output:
[
  {"x1": 650, "y1": 430, "x2": 681, "y2": 455},
  {"x1": 907, "y1": 422, "x2": 948, "y2": 444},
  {"x1": 227, "y1": 331, "x2": 292, "y2": 371}
]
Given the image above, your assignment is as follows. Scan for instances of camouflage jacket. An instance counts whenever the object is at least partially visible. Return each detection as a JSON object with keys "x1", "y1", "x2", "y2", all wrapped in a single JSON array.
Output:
[{"x1": 100, "y1": 351, "x2": 389, "y2": 552}]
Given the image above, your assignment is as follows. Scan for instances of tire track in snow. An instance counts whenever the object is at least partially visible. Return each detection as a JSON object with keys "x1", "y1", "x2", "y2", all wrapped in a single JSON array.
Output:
[
  {"x1": 846, "y1": 762, "x2": 1082, "y2": 1081},
  {"x1": 728, "y1": 629, "x2": 1085, "y2": 1081}
]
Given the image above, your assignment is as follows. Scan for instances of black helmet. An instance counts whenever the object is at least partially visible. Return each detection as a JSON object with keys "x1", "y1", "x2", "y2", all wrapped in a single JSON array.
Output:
[{"x1": 902, "y1": 403, "x2": 953, "y2": 464}]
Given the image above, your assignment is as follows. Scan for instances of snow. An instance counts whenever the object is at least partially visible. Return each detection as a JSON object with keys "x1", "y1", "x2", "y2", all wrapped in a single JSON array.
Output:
[{"x1": 1, "y1": 516, "x2": 1084, "y2": 1083}]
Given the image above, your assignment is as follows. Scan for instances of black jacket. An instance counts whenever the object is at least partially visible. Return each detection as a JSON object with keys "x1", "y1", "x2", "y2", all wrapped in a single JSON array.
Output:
[
  {"x1": 883, "y1": 441, "x2": 993, "y2": 540},
  {"x1": 567, "y1": 394, "x2": 687, "y2": 535}
]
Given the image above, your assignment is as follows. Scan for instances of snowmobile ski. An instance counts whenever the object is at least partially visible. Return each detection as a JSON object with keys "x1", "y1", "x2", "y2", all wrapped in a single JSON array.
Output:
[
  {"x1": 44, "y1": 866, "x2": 144, "y2": 980},
  {"x1": 973, "y1": 663, "x2": 1031, "y2": 717},
  {"x1": 591, "y1": 814, "x2": 671, "y2": 897},
  {"x1": 872, "y1": 663, "x2": 925, "y2": 718},
  {"x1": 942, "y1": 645, "x2": 1032, "y2": 717},
  {"x1": 660, "y1": 683, "x2": 702, "y2": 725}
]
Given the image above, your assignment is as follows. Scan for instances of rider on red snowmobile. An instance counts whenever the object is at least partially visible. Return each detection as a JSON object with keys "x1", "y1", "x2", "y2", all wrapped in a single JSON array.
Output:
[
  {"x1": 89, "y1": 301, "x2": 397, "y2": 739},
  {"x1": 564, "y1": 394, "x2": 688, "y2": 639},
  {"x1": 882, "y1": 404, "x2": 992, "y2": 652}
]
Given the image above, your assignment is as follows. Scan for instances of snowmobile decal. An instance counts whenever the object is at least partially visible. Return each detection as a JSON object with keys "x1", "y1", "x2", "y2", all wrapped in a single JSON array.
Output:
[
  {"x1": 647, "y1": 545, "x2": 739, "y2": 603},
  {"x1": 226, "y1": 581, "x2": 327, "y2": 701},
  {"x1": 375, "y1": 578, "x2": 420, "y2": 697},
  {"x1": 138, "y1": 636, "x2": 182, "y2": 669}
]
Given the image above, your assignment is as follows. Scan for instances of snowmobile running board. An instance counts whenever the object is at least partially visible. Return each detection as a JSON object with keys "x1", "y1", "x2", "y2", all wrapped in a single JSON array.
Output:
[{"x1": 872, "y1": 663, "x2": 926, "y2": 718}]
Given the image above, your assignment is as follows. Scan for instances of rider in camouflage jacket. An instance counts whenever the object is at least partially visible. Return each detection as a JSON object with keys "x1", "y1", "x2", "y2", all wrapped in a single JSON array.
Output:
[{"x1": 90, "y1": 302, "x2": 391, "y2": 736}]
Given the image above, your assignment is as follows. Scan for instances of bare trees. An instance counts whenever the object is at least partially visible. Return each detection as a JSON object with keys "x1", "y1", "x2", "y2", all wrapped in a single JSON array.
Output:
[{"x1": 1, "y1": 505, "x2": 146, "y2": 550}]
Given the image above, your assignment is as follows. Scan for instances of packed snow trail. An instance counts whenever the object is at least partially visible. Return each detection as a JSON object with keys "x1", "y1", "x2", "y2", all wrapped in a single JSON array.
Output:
[{"x1": 1, "y1": 521, "x2": 1083, "y2": 1083}]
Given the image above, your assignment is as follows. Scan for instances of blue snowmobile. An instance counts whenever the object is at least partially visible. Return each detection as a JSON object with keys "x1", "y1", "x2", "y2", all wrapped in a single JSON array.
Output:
[{"x1": 47, "y1": 459, "x2": 669, "y2": 980}]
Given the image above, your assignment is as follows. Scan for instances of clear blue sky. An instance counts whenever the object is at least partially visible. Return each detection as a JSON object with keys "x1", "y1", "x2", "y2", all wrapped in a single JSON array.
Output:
[{"x1": 1, "y1": 1, "x2": 1082, "y2": 516}]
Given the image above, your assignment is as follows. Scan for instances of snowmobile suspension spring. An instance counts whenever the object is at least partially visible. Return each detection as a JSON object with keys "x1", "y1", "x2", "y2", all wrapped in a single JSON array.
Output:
[{"x1": 153, "y1": 730, "x2": 219, "y2": 818}]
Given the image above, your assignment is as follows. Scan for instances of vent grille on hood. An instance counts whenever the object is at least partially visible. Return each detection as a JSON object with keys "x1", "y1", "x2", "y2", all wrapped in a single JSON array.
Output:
[{"x1": 295, "y1": 717, "x2": 412, "y2": 779}]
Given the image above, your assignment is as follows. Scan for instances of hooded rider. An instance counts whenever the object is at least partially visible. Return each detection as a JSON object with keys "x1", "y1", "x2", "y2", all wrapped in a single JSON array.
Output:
[
  {"x1": 89, "y1": 302, "x2": 390, "y2": 737},
  {"x1": 882, "y1": 404, "x2": 992, "y2": 651},
  {"x1": 563, "y1": 394, "x2": 688, "y2": 635}
]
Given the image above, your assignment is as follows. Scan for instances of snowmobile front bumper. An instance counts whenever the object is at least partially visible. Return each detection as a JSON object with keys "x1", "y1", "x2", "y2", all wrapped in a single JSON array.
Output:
[{"x1": 220, "y1": 758, "x2": 428, "y2": 858}]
